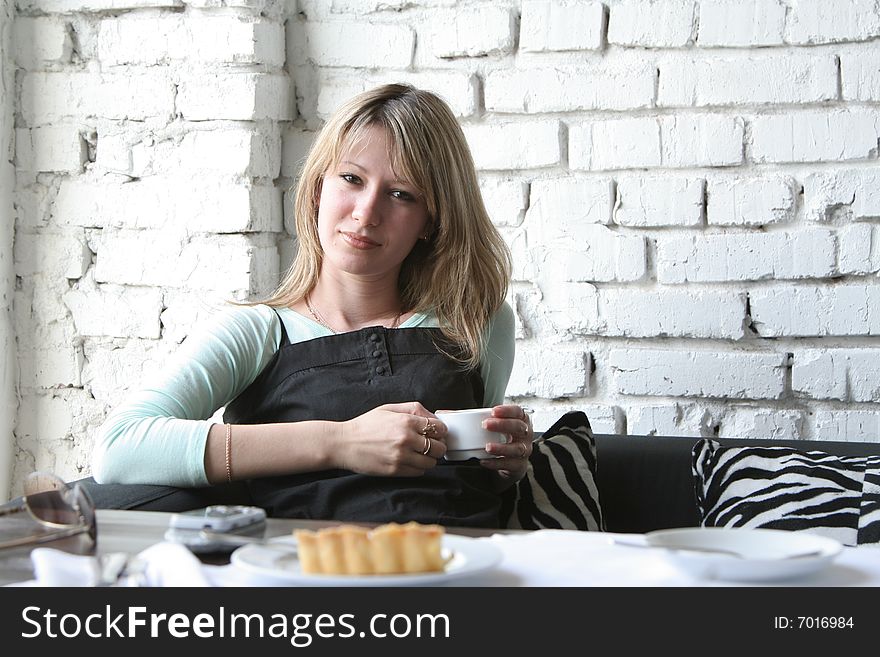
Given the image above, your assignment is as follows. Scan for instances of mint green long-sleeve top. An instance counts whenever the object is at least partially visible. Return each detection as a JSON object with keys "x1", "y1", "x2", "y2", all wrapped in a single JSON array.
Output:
[{"x1": 91, "y1": 302, "x2": 516, "y2": 487}]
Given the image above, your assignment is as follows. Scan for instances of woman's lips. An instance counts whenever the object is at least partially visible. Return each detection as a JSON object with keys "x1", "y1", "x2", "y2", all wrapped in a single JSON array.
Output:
[{"x1": 341, "y1": 231, "x2": 380, "y2": 249}]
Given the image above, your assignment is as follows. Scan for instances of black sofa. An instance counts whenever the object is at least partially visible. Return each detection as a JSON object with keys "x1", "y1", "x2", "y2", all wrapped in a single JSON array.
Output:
[
  {"x1": 594, "y1": 433, "x2": 880, "y2": 534},
  {"x1": 78, "y1": 432, "x2": 880, "y2": 535}
]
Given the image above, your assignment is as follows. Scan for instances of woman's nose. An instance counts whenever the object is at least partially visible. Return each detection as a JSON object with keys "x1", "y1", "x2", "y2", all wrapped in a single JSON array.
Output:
[{"x1": 352, "y1": 190, "x2": 381, "y2": 225}]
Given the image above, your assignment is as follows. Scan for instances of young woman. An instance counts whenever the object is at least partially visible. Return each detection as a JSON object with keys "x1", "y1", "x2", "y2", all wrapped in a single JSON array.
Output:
[{"x1": 91, "y1": 84, "x2": 532, "y2": 527}]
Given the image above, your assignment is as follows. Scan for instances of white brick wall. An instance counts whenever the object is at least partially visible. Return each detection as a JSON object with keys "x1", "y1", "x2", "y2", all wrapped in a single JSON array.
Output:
[
  {"x1": 696, "y1": 0, "x2": 785, "y2": 47},
  {"x1": 610, "y1": 349, "x2": 787, "y2": 400},
  {"x1": 8, "y1": 0, "x2": 287, "y2": 493},
  {"x1": 519, "y1": 0, "x2": 604, "y2": 53},
  {"x1": 1, "y1": 0, "x2": 18, "y2": 499},
  {"x1": 8, "y1": 0, "x2": 880, "y2": 496}
]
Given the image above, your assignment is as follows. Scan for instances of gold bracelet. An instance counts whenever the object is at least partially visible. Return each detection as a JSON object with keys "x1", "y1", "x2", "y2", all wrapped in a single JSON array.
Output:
[{"x1": 225, "y1": 423, "x2": 233, "y2": 483}]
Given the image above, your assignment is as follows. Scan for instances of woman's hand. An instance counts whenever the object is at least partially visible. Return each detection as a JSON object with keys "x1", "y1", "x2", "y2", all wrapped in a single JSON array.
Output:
[
  {"x1": 479, "y1": 404, "x2": 533, "y2": 485},
  {"x1": 336, "y1": 402, "x2": 448, "y2": 476}
]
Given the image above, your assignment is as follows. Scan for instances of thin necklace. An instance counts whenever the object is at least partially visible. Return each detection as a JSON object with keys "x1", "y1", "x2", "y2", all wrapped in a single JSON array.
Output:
[{"x1": 305, "y1": 294, "x2": 402, "y2": 334}]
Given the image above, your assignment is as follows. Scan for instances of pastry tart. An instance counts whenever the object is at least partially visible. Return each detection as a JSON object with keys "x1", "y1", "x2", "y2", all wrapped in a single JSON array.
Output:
[{"x1": 295, "y1": 521, "x2": 447, "y2": 575}]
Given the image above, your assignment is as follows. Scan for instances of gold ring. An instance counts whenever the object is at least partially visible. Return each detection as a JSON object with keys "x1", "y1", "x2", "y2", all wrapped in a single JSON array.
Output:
[
  {"x1": 519, "y1": 442, "x2": 528, "y2": 458},
  {"x1": 421, "y1": 436, "x2": 431, "y2": 455},
  {"x1": 420, "y1": 418, "x2": 436, "y2": 436}
]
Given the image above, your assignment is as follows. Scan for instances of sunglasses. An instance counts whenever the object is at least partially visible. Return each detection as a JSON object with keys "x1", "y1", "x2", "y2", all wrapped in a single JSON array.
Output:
[{"x1": 0, "y1": 472, "x2": 96, "y2": 550}]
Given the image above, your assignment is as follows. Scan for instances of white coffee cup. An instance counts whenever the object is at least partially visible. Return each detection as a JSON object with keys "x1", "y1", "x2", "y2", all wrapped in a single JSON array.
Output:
[{"x1": 436, "y1": 407, "x2": 508, "y2": 461}]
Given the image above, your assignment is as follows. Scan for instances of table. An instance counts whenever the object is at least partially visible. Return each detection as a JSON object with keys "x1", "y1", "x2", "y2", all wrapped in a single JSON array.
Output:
[
  {"x1": 3, "y1": 510, "x2": 879, "y2": 586},
  {"x1": 0, "y1": 509, "x2": 506, "y2": 586}
]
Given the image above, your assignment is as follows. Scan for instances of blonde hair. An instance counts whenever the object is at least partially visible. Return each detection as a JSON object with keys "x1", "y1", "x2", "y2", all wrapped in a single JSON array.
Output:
[{"x1": 260, "y1": 83, "x2": 510, "y2": 370}]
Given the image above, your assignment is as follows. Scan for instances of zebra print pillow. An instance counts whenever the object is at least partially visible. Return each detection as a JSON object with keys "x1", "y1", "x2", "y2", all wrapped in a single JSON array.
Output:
[
  {"x1": 693, "y1": 439, "x2": 880, "y2": 546},
  {"x1": 501, "y1": 411, "x2": 604, "y2": 531}
]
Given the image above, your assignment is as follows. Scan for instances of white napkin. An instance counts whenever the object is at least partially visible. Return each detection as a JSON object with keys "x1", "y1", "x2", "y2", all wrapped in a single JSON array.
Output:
[{"x1": 27, "y1": 541, "x2": 216, "y2": 587}]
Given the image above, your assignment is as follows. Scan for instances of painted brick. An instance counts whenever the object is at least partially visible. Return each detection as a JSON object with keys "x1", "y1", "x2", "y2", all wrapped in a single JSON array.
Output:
[
  {"x1": 607, "y1": 0, "x2": 696, "y2": 47},
  {"x1": 841, "y1": 50, "x2": 880, "y2": 101},
  {"x1": 787, "y1": 0, "x2": 880, "y2": 45},
  {"x1": 462, "y1": 121, "x2": 561, "y2": 170},
  {"x1": 480, "y1": 177, "x2": 529, "y2": 228},
  {"x1": 485, "y1": 66, "x2": 654, "y2": 113},
  {"x1": 660, "y1": 114, "x2": 744, "y2": 167},
  {"x1": 507, "y1": 346, "x2": 590, "y2": 398},
  {"x1": 177, "y1": 73, "x2": 293, "y2": 121},
  {"x1": 186, "y1": 0, "x2": 279, "y2": 9},
  {"x1": 331, "y1": 0, "x2": 436, "y2": 11},
  {"x1": 803, "y1": 169, "x2": 880, "y2": 222},
  {"x1": 94, "y1": 231, "x2": 279, "y2": 295},
  {"x1": 528, "y1": 223, "x2": 646, "y2": 283},
  {"x1": 103, "y1": 128, "x2": 282, "y2": 179},
  {"x1": 525, "y1": 177, "x2": 614, "y2": 228},
  {"x1": 627, "y1": 403, "x2": 716, "y2": 437},
  {"x1": 281, "y1": 128, "x2": 317, "y2": 179},
  {"x1": 82, "y1": 339, "x2": 174, "y2": 405},
  {"x1": 432, "y1": 7, "x2": 515, "y2": 58},
  {"x1": 13, "y1": 17, "x2": 71, "y2": 69},
  {"x1": 596, "y1": 288, "x2": 746, "y2": 339},
  {"x1": 315, "y1": 71, "x2": 477, "y2": 119},
  {"x1": 53, "y1": 179, "x2": 282, "y2": 233},
  {"x1": 611, "y1": 349, "x2": 787, "y2": 399},
  {"x1": 614, "y1": 177, "x2": 704, "y2": 227},
  {"x1": 719, "y1": 408, "x2": 804, "y2": 440},
  {"x1": 18, "y1": 0, "x2": 182, "y2": 9},
  {"x1": 530, "y1": 404, "x2": 622, "y2": 434},
  {"x1": 838, "y1": 223, "x2": 880, "y2": 274},
  {"x1": 572, "y1": 118, "x2": 660, "y2": 170},
  {"x1": 160, "y1": 292, "x2": 233, "y2": 346},
  {"x1": 15, "y1": 395, "x2": 72, "y2": 451},
  {"x1": 14, "y1": 283, "x2": 71, "y2": 339},
  {"x1": 696, "y1": 0, "x2": 786, "y2": 47},
  {"x1": 813, "y1": 410, "x2": 880, "y2": 442},
  {"x1": 20, "y1": 344, "x2": 84, "y2": 389},
  {"x1": 658, "y1": 55, "x2": 837, "y2": 106},
  {"x1": 13, "y1": 230, "x2": 90, "y2": 280},
  {"x1": 573, "y1": 115, "x2": 743, "y2": 170},
  {"x1": 63, "y1": 277, "x2": 163, "y2": 339},
  {"x1": 751, "y1": 111, "x2": 880, "y2": 164},
  {"x1": 14, "y1": 126, "x2": 85, "y2": 173},
  {"x1": 292, "y1": 21, "x2": 414, "y2": 68},
  {"x1": 749, "y1": 284, "x2": 880, "y2": 337},
  {"x1": 656, "y1": 229, "x2": 836, "y2": 283},
  {"x1": 20, "y1": 71, "x2": 175, "y2": 125},
  {"x1": 535, "y1": 281, "x2": 599, "y2": 336},
  {"x1": 98, "y1": 17, "x2": 284, "y2": 67},
  {"x1": 706, "y1": 176, "x2": 795, "y2": 226},
  {"x1": 519, "y1": 0, "x2": 605, "y2": 52},
  {"x1": 792, "y1": 349, "x2": 880, "y2": 402}
]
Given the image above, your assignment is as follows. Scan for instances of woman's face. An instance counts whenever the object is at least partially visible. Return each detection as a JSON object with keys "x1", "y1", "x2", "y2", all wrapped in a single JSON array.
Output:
[{"x1": 316, "y1": 124, "x2": 429, "y2": 283}]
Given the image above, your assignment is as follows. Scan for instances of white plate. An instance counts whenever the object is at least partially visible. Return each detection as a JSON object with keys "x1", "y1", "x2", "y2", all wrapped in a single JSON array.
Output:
[
  {"x1": 645, "y1": 527, "x2": 843, "y2": 582},
  {"x1": 230, "y1": 534, "x2": 502, "y2": 586}
]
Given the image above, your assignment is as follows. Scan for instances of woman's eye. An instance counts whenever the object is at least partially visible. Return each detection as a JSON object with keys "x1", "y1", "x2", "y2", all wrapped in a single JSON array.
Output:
[
  {"x1": 390, "y1": 190, "x2": 415, "y2": 201},
  {"x1": 340, "y1": 173, "x2": 361, "y2": 184}
]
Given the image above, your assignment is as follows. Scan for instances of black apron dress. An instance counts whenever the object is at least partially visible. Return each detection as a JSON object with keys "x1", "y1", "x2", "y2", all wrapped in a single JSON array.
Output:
[{"x1": 222, "y1": 320, "x2": 502, "y2": 528}]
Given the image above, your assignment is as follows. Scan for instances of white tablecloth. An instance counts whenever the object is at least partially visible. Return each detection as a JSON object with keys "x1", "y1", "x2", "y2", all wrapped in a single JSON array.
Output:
[
  {"x1": 13, "y1": 530, "x2": 880, "y2": 587},
  {"x1": 462, "y1": 530, "x2": 880, "y2": 587}
]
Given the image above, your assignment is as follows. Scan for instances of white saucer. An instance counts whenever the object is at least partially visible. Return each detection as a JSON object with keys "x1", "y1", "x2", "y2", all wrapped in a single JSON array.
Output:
[{"x1": 646, "y1": 527, "x2": 843, "y2": 582}]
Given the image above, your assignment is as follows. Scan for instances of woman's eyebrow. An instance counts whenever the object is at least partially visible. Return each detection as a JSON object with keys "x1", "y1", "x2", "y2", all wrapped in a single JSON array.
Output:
[{"x1": 339, "y1": 160, "x2": 411, "y2": 186}]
